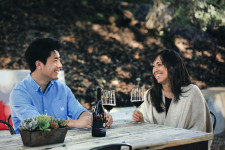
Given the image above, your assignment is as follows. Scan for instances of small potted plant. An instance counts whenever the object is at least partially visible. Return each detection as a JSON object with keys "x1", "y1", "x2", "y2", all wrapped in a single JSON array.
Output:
[{"x1": 19, "y1": 115, "x2": 69, "y2": 147}]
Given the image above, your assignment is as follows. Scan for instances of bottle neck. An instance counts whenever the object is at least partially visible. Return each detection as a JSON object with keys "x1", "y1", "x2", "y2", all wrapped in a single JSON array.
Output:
[{"x1": 97, "y1": 88, "x2": 101, "y2": 100}]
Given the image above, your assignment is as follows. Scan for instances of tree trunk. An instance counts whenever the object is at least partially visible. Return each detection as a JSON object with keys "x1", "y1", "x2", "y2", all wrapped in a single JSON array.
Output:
[{"x1": 145, "y1": 0, "x2": 173, "y2": 31}]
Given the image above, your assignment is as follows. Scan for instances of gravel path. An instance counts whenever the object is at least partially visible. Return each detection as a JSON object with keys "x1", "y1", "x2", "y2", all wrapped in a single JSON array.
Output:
[{"x1": 211, "y1": 131, "x2": 225, "y2": 150}]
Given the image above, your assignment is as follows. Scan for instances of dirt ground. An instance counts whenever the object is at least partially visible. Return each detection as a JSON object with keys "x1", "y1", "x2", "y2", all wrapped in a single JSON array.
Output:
[{"x1": 212, "y1": 130, "x2": 225, "y2": 150}]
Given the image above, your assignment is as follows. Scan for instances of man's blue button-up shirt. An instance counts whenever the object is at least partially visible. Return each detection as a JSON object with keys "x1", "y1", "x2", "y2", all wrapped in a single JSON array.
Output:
[{"x1": 10, "y1": 74, "x2": 87, "y2": 134}]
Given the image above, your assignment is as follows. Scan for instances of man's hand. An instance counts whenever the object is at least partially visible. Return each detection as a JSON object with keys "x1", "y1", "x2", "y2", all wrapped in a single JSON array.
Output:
[
  {"x1": 68, "y1": 111, "x2": 92, "y2": 129},
  {"x1": 106, "y1": 113, "x2": 113, "y2": 127},
  {"x1": 132, "y1": 110, "x2": 144, "y2": 123}
]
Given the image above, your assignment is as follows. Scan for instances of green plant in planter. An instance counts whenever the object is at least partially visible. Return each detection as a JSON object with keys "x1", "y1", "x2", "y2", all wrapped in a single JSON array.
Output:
[
  {"x1": 50, "y1": 118, "x2": 59, "y2": 129},
  {"x1": 20, "y1": 118, "x2": 38, "y2": 131},
  {"x1": 20, "y1": 115, "x2": 69, "y2": 131},
  {"x1": 57, "y1": 118, "x2": 68, "y2": 127},
  {"x1": 35, "y1": 115, "x2": 51, "y2": 131}
]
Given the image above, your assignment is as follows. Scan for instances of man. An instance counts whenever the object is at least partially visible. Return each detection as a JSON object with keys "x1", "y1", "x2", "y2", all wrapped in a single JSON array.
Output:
[{"x1": 10, "y1": 38, "x2": 113, "y2": 133}]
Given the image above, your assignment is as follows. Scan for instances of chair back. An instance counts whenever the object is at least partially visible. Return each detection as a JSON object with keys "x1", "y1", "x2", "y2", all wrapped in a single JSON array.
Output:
[
  {"x1": 0, "y1": 115, "x2": 15, "y2": 135},
  {"x1": 90, "y1": 142, "x2": 132, "y2": 150},
  {"x1": 0, "y1": 100, "x2": 15, "y2": 134},
  {"x1": 210, "y1": 111, "x2": 216, "y2": 132}
]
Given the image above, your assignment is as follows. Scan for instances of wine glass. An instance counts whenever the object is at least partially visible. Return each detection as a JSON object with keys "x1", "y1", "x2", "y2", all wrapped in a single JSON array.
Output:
[
  {"x1": 130, "y1": 87, "x2": 144, "y2": 109},
  {"x1": 102, "y1": 89, "x2": 116, "y2": 114}
]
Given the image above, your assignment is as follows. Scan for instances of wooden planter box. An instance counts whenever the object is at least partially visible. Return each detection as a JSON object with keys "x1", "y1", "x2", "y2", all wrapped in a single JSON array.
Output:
[{"x1": 19, "y1": 127, "x2": 69, "y2": 147}]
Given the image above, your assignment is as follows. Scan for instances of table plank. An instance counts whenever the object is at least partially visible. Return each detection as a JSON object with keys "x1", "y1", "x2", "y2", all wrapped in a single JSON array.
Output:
[{"x1": 0, "y1": 120, "x2": 213, "y2": 150}]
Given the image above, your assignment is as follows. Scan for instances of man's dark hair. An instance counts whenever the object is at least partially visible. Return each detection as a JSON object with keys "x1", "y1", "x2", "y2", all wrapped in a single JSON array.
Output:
[{"x1": 25, "y1": 38, "x2": 61, "y2": 72}]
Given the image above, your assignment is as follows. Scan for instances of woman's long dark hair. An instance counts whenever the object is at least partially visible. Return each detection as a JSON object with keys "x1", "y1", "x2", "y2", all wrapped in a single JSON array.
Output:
[{"x1": 147, "y1": 50, "x2": 191, "y2": 113}]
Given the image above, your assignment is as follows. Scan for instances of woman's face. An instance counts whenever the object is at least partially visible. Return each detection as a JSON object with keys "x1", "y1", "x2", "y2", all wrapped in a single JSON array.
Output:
[{"x1": 152, "y1": 56, "x2": 169, "y2": 85}]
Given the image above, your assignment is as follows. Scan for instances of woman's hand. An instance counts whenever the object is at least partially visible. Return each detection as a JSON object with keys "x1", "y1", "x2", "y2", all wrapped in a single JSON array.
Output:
[
  {"x1": 132, "y1": 110, "x2": 144, "y2": 123},
  {"x1": 106, "y1": 113, "x2": 113, "y2": 127}
]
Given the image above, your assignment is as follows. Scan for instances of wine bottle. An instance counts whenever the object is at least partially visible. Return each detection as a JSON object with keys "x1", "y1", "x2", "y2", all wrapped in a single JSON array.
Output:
[{"x1": 92, "y1": 88, "x2": 106, "y2": 137}]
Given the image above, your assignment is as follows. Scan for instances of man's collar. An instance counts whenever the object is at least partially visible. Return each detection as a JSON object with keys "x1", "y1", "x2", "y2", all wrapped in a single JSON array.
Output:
[{"x1": 28, "y1": 74, "x2": 55, "y2": 92}]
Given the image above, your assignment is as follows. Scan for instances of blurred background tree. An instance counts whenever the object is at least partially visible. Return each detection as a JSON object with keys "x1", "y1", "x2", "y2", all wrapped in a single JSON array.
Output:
[
  {"x1": 0, "y1": 0, "x2": 224, "y2": 109},
  {"x1": 146, "y1": 0, "x2": 225, "y2": 31}
]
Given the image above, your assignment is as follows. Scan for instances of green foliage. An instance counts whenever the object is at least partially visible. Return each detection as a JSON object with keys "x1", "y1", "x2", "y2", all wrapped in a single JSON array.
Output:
[
  {"x1": 174, "y1": 6, "x2": 192, "y2": 27},
  {"x1": 92, "y1": 13, "x2": 105, "y2": 22},
  {"x1": 123, "y1": 0, "x2": 153, "y2": 4},
  {"x1": 167, "y1": 0, "x2": 225, "y2": 31},
  {"x1": 35, "y1": 115, "x2": 51, "y2": 130},
  {"x1": 20, "y1": 115, "x2": 68, "y2": 131},
  {"x1": 81, "y1": 0, "x2": 88, "y2": 5},
  {"x1": 57, "y1": 118, "x2": 68, "y2": 127},
  {"x1": 194, "y1": 0, "x2": 225, "y2": 31},
  {"x1": 50, "y1": 119, "x2": 59, "y2": 129}
]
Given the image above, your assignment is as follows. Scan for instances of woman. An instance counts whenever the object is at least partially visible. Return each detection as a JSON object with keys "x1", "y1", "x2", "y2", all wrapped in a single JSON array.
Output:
[{"x1": 132, "y1": 50, "x2": 213, "y2": 133}]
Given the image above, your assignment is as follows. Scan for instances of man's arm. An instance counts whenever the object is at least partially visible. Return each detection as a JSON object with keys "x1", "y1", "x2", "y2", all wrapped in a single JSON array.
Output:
[
  {"x1": 10, "y1": 88, "x2": 41, "y2": 133},
  {"x1": 66, "y1": 86, "x2": 113, "y2": 128},
  {"x1": 67, "y1": 111, "x2": 114, "y2": 128},
  {"x1": 68, "y1": 111, "x2": 92, "y2": 128}
]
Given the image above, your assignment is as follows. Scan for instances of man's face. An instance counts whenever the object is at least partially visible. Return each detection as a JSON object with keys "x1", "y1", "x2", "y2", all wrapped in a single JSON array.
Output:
[{"x1": 40, "y1": 50, "x2": 62, "y2": 82}]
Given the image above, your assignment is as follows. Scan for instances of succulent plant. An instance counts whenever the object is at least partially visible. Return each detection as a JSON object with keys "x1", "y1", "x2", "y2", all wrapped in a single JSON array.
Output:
[
  {"x1": 35, "y1": 115, "x2": 51, "y2": 130},
  {"x1": 20, "y1": 115, "x2": 68, "y2": 131},
  {"x1": 50, "y1": 119, "x2": 59, "y2": 129},
  {"x1": 20, "y1": 118, "x2": 38, "y2": 131},
  {"x1": 57, "y1": 118, "x2": 68, "y2": 127}
]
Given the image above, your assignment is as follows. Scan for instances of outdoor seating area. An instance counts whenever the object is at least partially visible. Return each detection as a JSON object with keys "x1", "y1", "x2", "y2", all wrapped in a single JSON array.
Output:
[
  {"x1": 1, "y1": 0, "x2": 225, "y2": 149},
  {"x1": 0, "y1": 69, "x2": 225, "y2": 149}
]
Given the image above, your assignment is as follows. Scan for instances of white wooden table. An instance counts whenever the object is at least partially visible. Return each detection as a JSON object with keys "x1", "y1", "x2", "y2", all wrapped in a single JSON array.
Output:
[{"x1": 0, "y1": 120, "x2": 213, "y2": 150}]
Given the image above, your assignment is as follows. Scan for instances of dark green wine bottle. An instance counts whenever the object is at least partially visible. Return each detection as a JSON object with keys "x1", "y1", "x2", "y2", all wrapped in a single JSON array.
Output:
[{"x1": 92, "y1": 88, "x2": 106, "y2": 137}]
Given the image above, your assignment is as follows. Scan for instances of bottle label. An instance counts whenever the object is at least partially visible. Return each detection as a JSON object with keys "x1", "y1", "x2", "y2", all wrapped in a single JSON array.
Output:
[
  {"x1": 92, "y1": 120, "x2": 106, "y2": 136},
  {"x1": 93, "y1": 121, "x2": 106, "y2": 130}
]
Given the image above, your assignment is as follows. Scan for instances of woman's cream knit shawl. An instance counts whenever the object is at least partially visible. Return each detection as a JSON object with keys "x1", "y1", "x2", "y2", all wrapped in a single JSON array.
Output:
[{"x1": 140, "y1": 84, "x2": 213, "y2": 133}]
